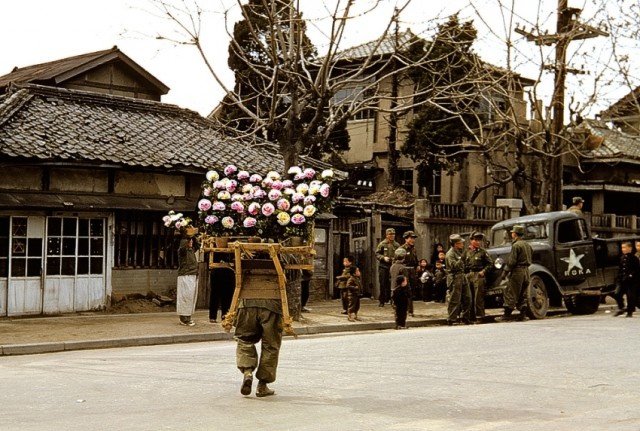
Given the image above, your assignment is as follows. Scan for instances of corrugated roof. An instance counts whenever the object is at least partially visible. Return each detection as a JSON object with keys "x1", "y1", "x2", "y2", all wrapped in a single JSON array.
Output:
[
  {"x1": 0, "y1": 83, "x2": 286, "y2": 174},
  {"x1": 0, "y1": 46, "x2": 169, "y2": 94}
]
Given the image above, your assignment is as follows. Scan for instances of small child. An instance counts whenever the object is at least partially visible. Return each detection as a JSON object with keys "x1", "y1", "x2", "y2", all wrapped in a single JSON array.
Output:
[
  {"x1": 433, "y1": 259, "x2": 447, "y2": 303},
  {"x1": 346, "y1": 266, "x2": 362, "y2": 322},
  {"x1": 392, "y1": 275, "x2": 410, "y2": 329},
  {"x1": 336, "y1": 255, "x2": 355, "y2": 315}
]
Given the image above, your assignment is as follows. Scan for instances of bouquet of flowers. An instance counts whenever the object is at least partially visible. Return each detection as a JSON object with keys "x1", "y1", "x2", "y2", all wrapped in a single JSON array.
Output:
[
  {"x1": 162, "y1": 211, "x2": 194, "y2": 235},
  {"x1": 195, "y1": 164, "x2": 334, "y2": 242}
]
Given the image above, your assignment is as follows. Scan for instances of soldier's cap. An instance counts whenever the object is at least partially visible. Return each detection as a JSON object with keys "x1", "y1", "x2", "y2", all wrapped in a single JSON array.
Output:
[
  {"x1": 512, "y1": 225, "x2": 525, "y2": 235},
  {"x1": 385, "y1": 228, "x2": 396, "y2": 235},
  {"x1": 403, "y1": 230, "x2": 417, "y2": 238},
  {"x1": 449, "y1": 234, "x2": 464, "y2": 243},
  {"x1": 470, "y1": 231, "x2": 484, "y2": 240},
  {"x1": 394, "y1": 248, "x2": 407, "y2": 258},
  {"x1": 572, "y1": 196, "x2": 584, "y2": 204}
]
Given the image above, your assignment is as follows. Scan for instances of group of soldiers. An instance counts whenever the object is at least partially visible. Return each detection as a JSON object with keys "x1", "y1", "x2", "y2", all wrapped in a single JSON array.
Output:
[{"x1": 375, "y1": 224, "x2": 533, "y2": 326}]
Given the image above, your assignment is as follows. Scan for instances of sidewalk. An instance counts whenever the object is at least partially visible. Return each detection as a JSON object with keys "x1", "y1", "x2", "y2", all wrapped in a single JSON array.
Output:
[{"x1": 0, "y1": 298, "x2": 459, "y2": 356}]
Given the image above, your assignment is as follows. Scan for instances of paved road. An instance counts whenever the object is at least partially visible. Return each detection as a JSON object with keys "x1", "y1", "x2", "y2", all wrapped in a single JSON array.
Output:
[{"x1": 1, "y1": 313, "x2": 638, "y2": 431}]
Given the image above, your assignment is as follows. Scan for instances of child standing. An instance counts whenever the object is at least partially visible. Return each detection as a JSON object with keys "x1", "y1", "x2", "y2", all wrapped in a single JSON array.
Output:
[
  {"x1": 614, "y1": 241, "x2": 640, "y2": 317},
  {"x1": 346, "y1": 266, "x2": 362, "y2": 322},
  {"x1": 336, "y1": 256, "x2": 355, "y2": 315},
  {"x1": 392, "y1": 275, "x2": 410, "y2": 329}
]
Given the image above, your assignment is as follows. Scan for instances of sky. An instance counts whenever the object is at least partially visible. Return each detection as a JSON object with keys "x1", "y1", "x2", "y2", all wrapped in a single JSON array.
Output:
[{"x1": 0, "y1": 0, "x2": 636, "y2": 118}]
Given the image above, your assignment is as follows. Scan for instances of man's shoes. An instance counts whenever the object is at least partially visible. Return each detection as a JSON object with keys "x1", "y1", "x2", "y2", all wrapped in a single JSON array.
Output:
[
  {"x1": 614, "y1": 310, "x2": 625, "y2": 317},
  {"x1": 256, "y1": 381, "x2": 275, "y2": 398},
  {"x1": 180, "y1": 320, "x2": 196, "y2": 326},
  {"x1": 495, "y1": 315, "x2": 514, "y2": 322},
  {"x1": 626, "y1": 314, "x2": 633, "y2": 318},
  {"x1": 340, "y1": 310, "x2": 347, "y2": 314},
  {"x1": 209, "y1": 319, "x2": 217, "y2": 323},
  {"x1": 301, "y1": 307, "x2": 311, "y2": 313},
  {"x1": 240, "y1": 373, "x2": 253, "y2": 396}
]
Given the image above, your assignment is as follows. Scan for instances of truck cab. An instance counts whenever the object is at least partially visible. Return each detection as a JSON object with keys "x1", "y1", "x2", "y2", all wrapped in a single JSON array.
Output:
[{"x1": 485, "y1": 211, "x2": 633, "y2": 319}]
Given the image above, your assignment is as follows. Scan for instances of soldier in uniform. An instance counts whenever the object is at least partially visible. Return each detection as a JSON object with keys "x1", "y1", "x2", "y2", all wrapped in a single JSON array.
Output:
[
  {"x1": 445, "y1": 234, "x2": 472, "y2": 325},
  {"x1": 464, "y1": 231, "x2": 493, "y2": 323},
  {"x1": 235, "y1": 298, "x2": 283, "y2": 397},
  {"x1": 400, "y1": 230, "x2": 419, "y2": 316},
  {"x1": 614, "y1": 241, "x2": 640, "y2": 317},
  {"x1": 375, "y1": 228, "x2": 400, "y2": 307},
  {"x1": 497, "y1": 225, "x2": 533, "y2": 322},
  {"x1": 567, "y1": 196, "x2": 584, "y2": 216}
]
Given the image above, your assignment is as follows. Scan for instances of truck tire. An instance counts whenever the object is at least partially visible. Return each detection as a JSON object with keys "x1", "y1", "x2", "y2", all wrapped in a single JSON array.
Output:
[
  {"x1": 564, "y1": 295, "x2": 600, "y2": 315},
  {"x1": 527, "y1": 275, "x2": 549, "y2": 319}
]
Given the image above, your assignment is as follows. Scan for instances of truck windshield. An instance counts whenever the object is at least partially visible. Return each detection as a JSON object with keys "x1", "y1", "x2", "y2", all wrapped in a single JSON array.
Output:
[{"x1": 491, "y1": 222, "x2": 549, "y2": 246}]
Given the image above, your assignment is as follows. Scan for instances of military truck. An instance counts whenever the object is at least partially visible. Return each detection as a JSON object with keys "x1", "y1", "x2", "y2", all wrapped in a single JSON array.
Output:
[{"x1": 484, "y1": 211, "x2": 639, "y2": 319}]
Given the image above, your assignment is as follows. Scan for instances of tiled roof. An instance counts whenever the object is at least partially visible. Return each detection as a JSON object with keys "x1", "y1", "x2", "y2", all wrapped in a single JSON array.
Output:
[
  {"x1": 0, "y1": 83, "x2": 286, "y2": 174},
  {"x1": 333, "y1": 29, "x2": 418, "y2": 61},
  {"x1": 579, "y1": 119, "x2": 640, "y2": 161},
  {"x1": 0, "y1": 46, "x2": 169, "y2": 95}
]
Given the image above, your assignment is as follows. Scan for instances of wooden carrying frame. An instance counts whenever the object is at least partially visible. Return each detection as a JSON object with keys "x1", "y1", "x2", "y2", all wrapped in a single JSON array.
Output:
[{"x1": 203, "y1": 238, "x2": 315, "y2": 336}]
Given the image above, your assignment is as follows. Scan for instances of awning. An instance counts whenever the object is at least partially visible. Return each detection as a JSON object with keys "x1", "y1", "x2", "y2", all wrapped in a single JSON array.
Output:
[{"x1": 0, "y1": 192, "x2": 197, "y2": 212}]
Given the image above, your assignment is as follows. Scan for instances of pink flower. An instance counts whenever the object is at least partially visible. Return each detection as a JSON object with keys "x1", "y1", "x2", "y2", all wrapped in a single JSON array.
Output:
[
  {"x1": 282, "y1": 180, "x2": 294, "y2": 188},
  {"x1": 231, "y1": 193, "x2": 243, "y2": 201},
  {"x1": 248, "y1": 202, "x2": 261, "y2": 216},
  {"x1": 262, "y1": 203, "x2": 275, "y2": 216},
  {"x1": 231, "y1": 201, "x2": 245, "y2": 213},
  {"x1": 198, "y1": 199, "x2": 212, "y2": 211},
  {"x1": 254, "y1": 189, "x2": 267, "y2": 199},
  {"x1": 212, "y1": 201, "x2": 225, "y2": 211},
  {"x1": 261, "y1": 178, "x2": 273, "y2": 188},
  {"x1": 303, "y1": 168, "x2": 316, "y2": 179},
  {"x1": 277, "y1": 199, "x2": 291, "y2": 211},
  {"x1": 224, "y1": 165, "x2": 238, "y2": 176},
  {"x1": 291, "y1": 214, "x2": 306, "y2": 225},
  {"x1": 292, "y1": 193, "x2": 305, "y2": 203},
  {"x1": 205, "y1": 215, "x2": 218, "y2": 224},
  {"x1": 304, "y1": 195, "x2": 316, "y2": 205},
  {"x1": 226, "y1": 179, "x2": 238, "y2": 193},
  {"x1": 242, "y1": 193, "x2": 254, "y2": 201},
  {"x1": 250, "y1": 174, "x2": 263, "y2": 183},
  {"x1": 290, "y1": 205, "x2": 303, "y2": 213},
  {"x1": 238, "y1": 170, "x2": 250, "y2": 180},
  {"x1": 320, "y1": 183, "x2": 330, "y2": 198},
  {"x1": 213, "y1": 180, "x2": 224, "y2": 189},
  {"x1": 221, "y1": 217, "x2": 234, "y2": 229},
  {"x1": 271, "y1": 180, "x2": 284, "y2": 190},
  {"x1": 243, "y1": 217, "x2": 257, "y2": 228},
  {"x1": 268, "y1": 189, "x2": 282, "y2": 201}
]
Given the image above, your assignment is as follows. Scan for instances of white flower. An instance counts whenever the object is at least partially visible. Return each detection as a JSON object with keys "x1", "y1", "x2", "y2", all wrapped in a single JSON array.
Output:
[
  {"x1": 321, "y1": 169, "x2": 334, "y2": 179},
  {"x1": 288, "y1": 166, "x2": 302, "y2": 176},
  {"x1": 206, "y1": 170, "x2": 219, "y2": 182}
]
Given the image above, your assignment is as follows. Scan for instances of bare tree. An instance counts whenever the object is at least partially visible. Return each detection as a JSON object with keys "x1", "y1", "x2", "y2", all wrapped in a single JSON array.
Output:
[{"x1": 149, "y1": 0, "x2": 441, "y2": 171}]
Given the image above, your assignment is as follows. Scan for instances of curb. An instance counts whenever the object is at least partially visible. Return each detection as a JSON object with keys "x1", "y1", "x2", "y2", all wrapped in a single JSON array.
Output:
[{"x1": 0, "y1": 317, "x2": 448, "y2": 356}]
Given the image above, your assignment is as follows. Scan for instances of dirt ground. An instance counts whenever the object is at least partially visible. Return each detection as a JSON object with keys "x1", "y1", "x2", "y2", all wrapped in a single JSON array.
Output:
[{"x1": 106, "y1": 295, "x2": 176, "y2": 314}]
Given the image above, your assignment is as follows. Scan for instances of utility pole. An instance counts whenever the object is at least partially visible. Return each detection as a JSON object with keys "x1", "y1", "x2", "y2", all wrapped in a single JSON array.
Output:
[
  {"x1": 515, "y1": 0, "x2": 608, "y2": 211},
  {"x1": 387, "y1": 8, "x2": 400, "y2": 187}
]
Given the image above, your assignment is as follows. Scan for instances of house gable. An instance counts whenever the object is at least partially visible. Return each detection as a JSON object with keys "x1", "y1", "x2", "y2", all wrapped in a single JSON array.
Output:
[{"x1": 0, "y1": 46, "x2": 169, "y2": 101}]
